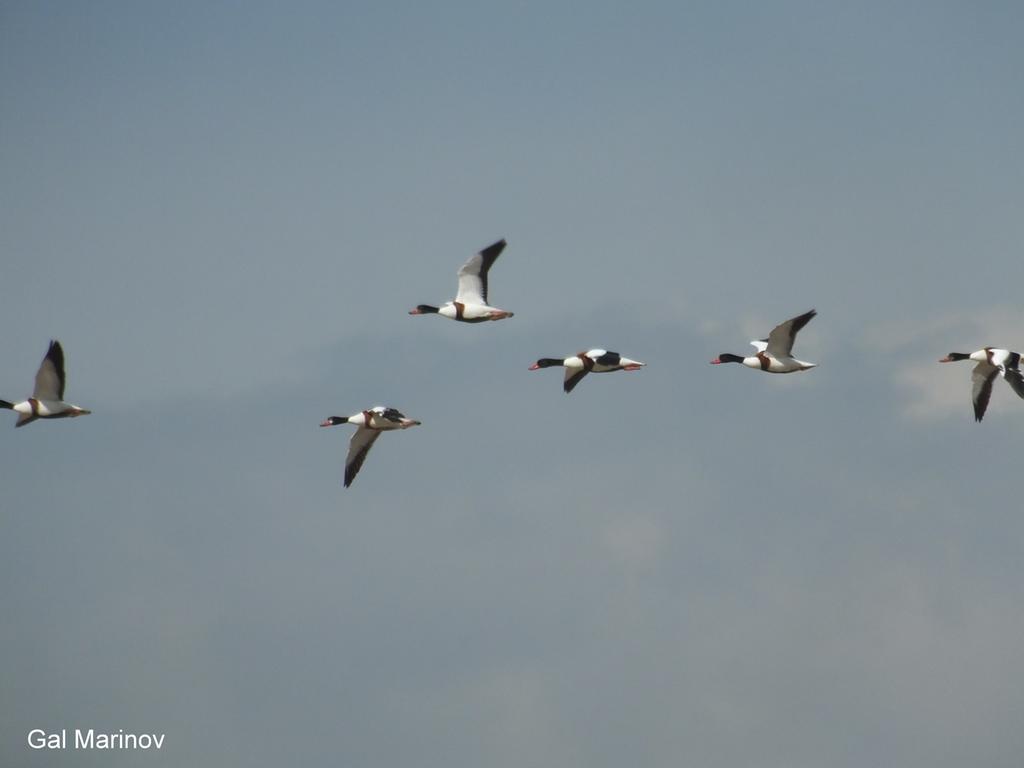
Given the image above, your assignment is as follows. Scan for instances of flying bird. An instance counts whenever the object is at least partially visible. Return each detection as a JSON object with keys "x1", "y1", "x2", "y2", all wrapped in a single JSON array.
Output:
[
  {"x1": 320, "y1": 406, "x2": 421, "y2": 487},
  {"x1": 938, "y1": 347, "x2": 1024, "y2": 422},
  {"x1": 1, "y1": 340, "x2": 92, "y2": 427},
  {"x1": 409, "y1": 239, "x2": 514, "y2": 322},
  {"x1": 710, "y1": 310, "x2": 818, "y2": 373},
  {"x1": 529, "y1": 349, "x2": 645, "y2": 393}
]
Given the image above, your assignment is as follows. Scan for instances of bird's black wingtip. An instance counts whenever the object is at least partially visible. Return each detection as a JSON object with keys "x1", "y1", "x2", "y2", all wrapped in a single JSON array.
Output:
[{"x1": 480, "y1": 239, "x2": 507, "y2": 257}]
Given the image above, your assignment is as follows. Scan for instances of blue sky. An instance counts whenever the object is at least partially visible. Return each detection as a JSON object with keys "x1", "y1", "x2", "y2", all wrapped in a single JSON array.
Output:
[{"x1": 2, "y1": 2, "x2": 1024, "y2": 766}]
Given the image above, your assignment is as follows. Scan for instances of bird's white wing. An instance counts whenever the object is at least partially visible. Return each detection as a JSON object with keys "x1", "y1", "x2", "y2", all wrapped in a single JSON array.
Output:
[
  {"x1": 750, "y1": 340, "x2": 768, "y2": 353},
  {"x1": 765, "y1": 310, "x2": 816, "y2": 358},
  {"x1": 971, "y1": 362, "x2": 999, "y2": 422},
  {"x1": 455, "y1": 239, "x2": 506, "y2": 305},
  {"x1": 344, "y1": 427, "x2": 381, "y2": 487},
  {"x1": 563, "y1": 367, "x2": 589, "y2": 393},
  {"x1": 33, "y1": 340, "x2": 66, "y2": 401}
]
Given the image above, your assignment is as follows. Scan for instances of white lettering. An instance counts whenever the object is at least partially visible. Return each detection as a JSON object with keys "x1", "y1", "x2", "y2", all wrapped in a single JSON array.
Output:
[
  {"x1": 145, "y1": 734, "x2": 162, "y2": 748},
  {"x1": 73, "y1": 728, "x2": 165, "y2": 749},
  {"x1": 29, "y1": 729, "x2": 65, "y2": 749},
  {"x1": 76, "y1": 729, "x2": 94, "y2": 749}
]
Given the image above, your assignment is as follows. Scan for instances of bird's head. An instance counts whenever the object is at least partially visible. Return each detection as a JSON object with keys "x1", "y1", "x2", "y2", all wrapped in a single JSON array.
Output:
[
  {"x1": 409, "y1": 305, "x2": 440, "y2": 315},
  {"x1": 710, "y1": 353, "x2": 745, "y2": 365}
]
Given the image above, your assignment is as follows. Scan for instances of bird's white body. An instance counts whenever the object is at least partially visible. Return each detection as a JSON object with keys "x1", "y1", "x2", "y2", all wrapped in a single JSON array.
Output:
[
  {"x1": 971, "y1": 348, "x2": 1015, "y2": 367},
  {"x1": 741, "y1": 344, "x2": 817, "y2": 373},
  {"x1": 349, "y1": 406, "x2": 420, "y2": 431},
  {"x1": 568, "y1": 349, "x2": 645, "y2": 373},
  {"x1": 11, "y1": 399, "x2": 80, "y2": 418},
  {"x1": 436, "y1": 301, "x2": 512, "y2": 322}
]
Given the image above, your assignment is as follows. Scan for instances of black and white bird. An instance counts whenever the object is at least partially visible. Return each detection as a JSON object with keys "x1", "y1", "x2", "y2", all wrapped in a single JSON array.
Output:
[
  {"x1": 320, "y1": 406, "x2": 421, "y2": 487},
  {"x1": 1, "y1": 340, "x2": 92, "y2": 428},
  {"x1": 710, "y1": 310, "x2": 818, "y2": 373},
  {"x1": 409, "y1": 239, "x2": 514, "y2": 322},
  {"x1": 938, "y1": 347, "x2": 1024, "y2": 422},
  {"x1": 529, "y1": 349, "x2": 645, "y2": 393}
]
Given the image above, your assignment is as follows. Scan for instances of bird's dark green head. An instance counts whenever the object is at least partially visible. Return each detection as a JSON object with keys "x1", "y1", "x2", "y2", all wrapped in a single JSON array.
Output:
[{"x1": 320, "y1": 416, "x2": 349, "y2": 427}]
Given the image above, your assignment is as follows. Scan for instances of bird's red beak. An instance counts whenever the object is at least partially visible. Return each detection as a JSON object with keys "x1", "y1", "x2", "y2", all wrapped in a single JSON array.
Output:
[
  {"x1": 938, "y1": 356, "x2": 952, "y2": 363},
  {"x1": 709, "y1": 358, "x2": 723, "y2": 365},
  {"x1": 528, "y1": 363, "x2": 540, "y2": 370},
  {"x1": 319, "y1": 419, "x2": 333, "y2": 427}
]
